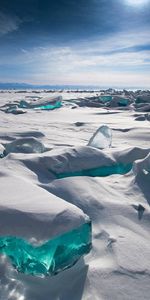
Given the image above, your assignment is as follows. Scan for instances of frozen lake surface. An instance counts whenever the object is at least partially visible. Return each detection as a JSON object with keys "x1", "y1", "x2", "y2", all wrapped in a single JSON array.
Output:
[{"x1": 0, "y1": 90, "x2": 150, "y2": 300}]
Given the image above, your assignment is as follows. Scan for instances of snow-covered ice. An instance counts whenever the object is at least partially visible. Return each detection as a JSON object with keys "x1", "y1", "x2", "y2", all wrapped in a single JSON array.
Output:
[{"x1": 0, "y1": 90, "x2": 150, "y2": 300}]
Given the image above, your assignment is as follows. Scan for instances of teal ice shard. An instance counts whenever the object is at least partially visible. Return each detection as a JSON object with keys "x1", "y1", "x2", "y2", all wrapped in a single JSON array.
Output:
[
  {"x1": 19, "y1": 95, "x2": 62, "y2": 110},
  {"x1": 99, "y1": 95, "x2": 112, "y2": 103},
  {"x1": 118, "y1": 98, "x2": 129, "y2": 107},
  {"x1": 0, "y1": 176, "x2": 91, "y2": 276},
  {"x1": 0, "y1": 222, "x2": 91, "y2": 276},
  {"x1": 88, "y1": 125, "x2": 112, "y2": 149}
]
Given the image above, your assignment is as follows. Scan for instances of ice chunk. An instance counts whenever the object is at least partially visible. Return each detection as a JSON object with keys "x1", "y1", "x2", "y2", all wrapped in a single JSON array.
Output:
[
  {"x1": 34, "y1": 102, "x2": 62, "y2": 110},
  {"x1": 0, "y1": 144, "x2": 5, "y2": 158},
  {"x1": 118, "y1": 98, "x2": 129, "y2": 107},
  {"x1": 0, "y1": 103, "x2": 26, "y2": 114},
  {"x1": 0, "y1": 175, "x2": 91, "y2": 276},
  {"x1": 19, "y1": 95, "x2": 62, "y2": 110},
  {"x1": 4, "y1": 137, "x2": 48, "y2": 154},
  {"x1": 135, "y1": 113, "x2": 150, "y2": 121},
  {"x1": 88, "y1": 125, "x2": 112, "y2": 149},
  {"x1": 109, "y1": 96, "x2": 131, "y2": 107},
  {"x1": 146, "y1": 113, "x2": 150, "y2": 121},
  {"x1": 99, "y1": 95, "x2": 112, "y2": 103},
  {"x1": 0, "y1": 221, "x2": 91, "y2": 276},
  {"x1": 136, "y1": 95, "x2": 150, "y2": 104},
  {"x1": 6, "y1": 105, "x2": 26, "y2": 114}
]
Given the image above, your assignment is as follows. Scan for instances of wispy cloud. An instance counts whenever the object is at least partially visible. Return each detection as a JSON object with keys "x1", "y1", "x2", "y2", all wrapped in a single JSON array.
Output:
[
  {"x1": 13, "y1": 29, "x2": 150, "y2": 70},
  {"x1": 0, "y1": 23, "x2": 149, "y2": 88},
  {"x1": 0, "y1": 12, "x2": 22, "y2": 36}
]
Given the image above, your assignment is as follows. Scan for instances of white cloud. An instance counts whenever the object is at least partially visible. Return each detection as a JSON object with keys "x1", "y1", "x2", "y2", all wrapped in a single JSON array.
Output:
[
  {"x1": 0, "y1": 28, "x2": 149, "y2": 88},
  {"x1": 124, "y1": 0, "x2": 150, "y2": 6},
  {"x1": 19, "y1": 33, "x2": 149, "y2": 75}
]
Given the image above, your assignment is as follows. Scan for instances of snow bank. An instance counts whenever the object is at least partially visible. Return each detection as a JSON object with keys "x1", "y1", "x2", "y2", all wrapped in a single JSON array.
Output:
[
  {"x1": 133, "y1": 152, "x2": 150, "y2": 176},
  {"x1": 0, "y1": 175, "x2": 88, "y2": 241}
]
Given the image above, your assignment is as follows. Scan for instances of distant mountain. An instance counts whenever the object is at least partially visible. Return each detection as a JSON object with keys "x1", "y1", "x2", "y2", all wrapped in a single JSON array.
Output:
[
  {"x1": 0, "y1": 82, "x2": 146, "y2": 91},
  {"x1": 0, "y1": 82, "x2": 103, "y2": 90},
  {"x1": 0, "y1": 83, "x2": 34, "y2": 90}
]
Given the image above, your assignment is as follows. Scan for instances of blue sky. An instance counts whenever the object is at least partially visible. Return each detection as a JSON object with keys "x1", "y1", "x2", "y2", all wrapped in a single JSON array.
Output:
[{"x1": 0, "y1": 0, "x2": 150, "y2": 87}]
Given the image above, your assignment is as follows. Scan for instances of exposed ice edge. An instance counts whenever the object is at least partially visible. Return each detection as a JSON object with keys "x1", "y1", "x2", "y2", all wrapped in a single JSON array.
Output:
[{"x1": 0, "y1": 221, "x2": 92, "y2": 277}]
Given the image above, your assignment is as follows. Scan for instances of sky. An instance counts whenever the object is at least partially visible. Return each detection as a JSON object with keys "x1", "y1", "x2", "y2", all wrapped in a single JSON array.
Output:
[{"x1": 0, "y1": 0, "x2": 150, "y2": 88}]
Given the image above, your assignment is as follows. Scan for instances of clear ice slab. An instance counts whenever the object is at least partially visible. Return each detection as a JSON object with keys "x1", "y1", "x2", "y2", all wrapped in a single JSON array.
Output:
[
  {"x1": 4, "y1": 137, "x2": 48, "y2": 155},
  {"x1": 88, "y1": 125, "x2": 112, "y2": 149}
]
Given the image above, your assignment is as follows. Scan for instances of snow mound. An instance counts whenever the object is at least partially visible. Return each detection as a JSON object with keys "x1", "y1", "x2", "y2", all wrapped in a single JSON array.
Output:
[
  {"x1": 40, "y1": 146, "x2": 150, "y2": 176},
  {"x1": 133, "y1": 152, "x2": 150, "y2": 175},
  {"x1": 15, "y1": 146, "x2": 116, "y2": 179},
  {"x1": 131, "y1": 153, "x2": 150, "y2": 206},
  {"x1": 4, "y1": 146, "x2": 150, "y2": 181},
  {"x1": 0, "y1": 175, "x2": 88, "y2": 242},
  {"x1": 111, "y1": 146, "x2": 150, "y2": 164}
]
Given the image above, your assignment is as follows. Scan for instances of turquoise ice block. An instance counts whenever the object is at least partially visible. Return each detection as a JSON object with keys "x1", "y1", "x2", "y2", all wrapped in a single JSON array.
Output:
[{"x1": 0, "y1": 221, "x2": 92, "y2": 276}]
